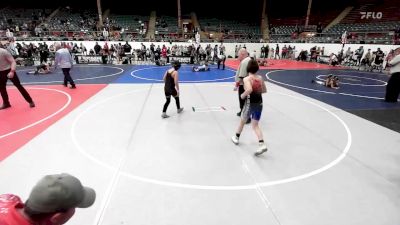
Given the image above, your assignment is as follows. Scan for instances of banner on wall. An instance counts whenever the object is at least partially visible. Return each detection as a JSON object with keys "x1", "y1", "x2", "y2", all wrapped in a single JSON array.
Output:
[{"x1": 168, "y1": 56, "x2": 192, "y2": 64}]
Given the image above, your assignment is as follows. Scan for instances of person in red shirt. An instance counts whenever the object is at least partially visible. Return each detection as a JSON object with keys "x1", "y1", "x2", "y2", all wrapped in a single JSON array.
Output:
[
  {"x1": 161, "y1": 46, "x2": 167, "y2": 58},
  {"x1": 161, "y1": 46, "x2": 167, "y2": 64},
  {"x1": 0, "y1": 173, "x2": 96, "y2": 225}
]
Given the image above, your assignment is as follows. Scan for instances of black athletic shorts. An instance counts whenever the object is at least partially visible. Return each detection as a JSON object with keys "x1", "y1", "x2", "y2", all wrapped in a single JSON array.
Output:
[{"x1": 165, "y1": 89, "x2": 177, "y2": 97}]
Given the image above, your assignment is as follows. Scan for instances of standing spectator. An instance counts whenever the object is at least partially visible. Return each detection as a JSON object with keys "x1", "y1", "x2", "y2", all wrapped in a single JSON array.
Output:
[
  {"x1": 217, "y1": 53, "x2": 226, "y2": 70},
  {"x1": 341, "y1": 31, "x2": 348, "y2": 47},
  {"x1": 269, "y1": 48, "x2": 274, "y2": 59},
  {"x1": 316, "y1": 22, "x2": 323, "y2": 35},
  {"x1": 94, "y1": 42, "x2": 101, "y2": 55},
  {"x1": 39, "y1": 48, "x2": 49, "y2": 64},
  {"x1": 6, "y1": 29, "x2": 13, "y2": 40},
  {"x1": 7, "y1": 41, "x2": 18, "y2": 57},
  {"x1": 0, "y1": 46, "x2": 35, "y2": 110},
  {"x1": 260, "y1": 45, "x2": 265, "y2": 58},
  {"x1": 252, "y1": 50, "x2": 257, "y2": 60},
  {"x1": 282, "y1": 45, "x2": 287, "y2": 59},
  {"x1": 206, "y1": 44, "x2": 212, "y2": 61},
  {"x1": 364, "y1": 49, "x2": 372, "y2": 65},
  {"x1": 235, "y1": 45, "x2": 239, "y2": 58},
  {"x1": 150, "y1": 42, "x2": 155, "y2": 60},
  {"x1": 123, "y1": 41, "x2": 132, "y2": 54},
  {"x1": 195, "y1": 32, "x2": 200, "y2": 45},
  {"x1": 213, "y1": 45, "x2": 218, "y2": 61},
  {"x1": 102, "y1": 28, "x2": 109, "y2": 40},
  {"x1": 103, "y1": 42, "x2": 109, "y2": 61},
  {"x1": 0, "y1": 173, "x2": 96, "y2": 225},
  {"x1": 219, "y1": 42, "x2": 225, "y2": 55},
  {"x1": 385, "y1": 47, "x2": 400, "y2": 102},
  {"x1": 156, "y1": 45, "x2": 161, "y2": 55},
  {"x1": 356, "y1": 46, "x2": 364, "y2": 65},
  {"x1": 54, "y1": 43, "x2": 76, "y2": 89},
  {"x1": 275, "y1": 44, "x2": 280, "y2": 59},
  {"x1": 80, "y1": 43, "x2": 87, "y2": 55},
  {"x1": 161, "y1": 45, "x2": 167, "y2": 63}
]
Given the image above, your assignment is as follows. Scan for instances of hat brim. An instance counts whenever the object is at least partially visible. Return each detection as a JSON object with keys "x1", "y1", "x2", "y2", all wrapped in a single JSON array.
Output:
[{"x1": 77, "y1": 187, "x2": 96, "y2": 208}]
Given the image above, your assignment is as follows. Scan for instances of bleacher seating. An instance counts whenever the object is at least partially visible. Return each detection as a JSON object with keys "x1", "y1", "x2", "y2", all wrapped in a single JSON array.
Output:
[
  {"x1": 0, "y1": 4, "x2": 398, "y2": 44},
  {"x1": 326, "y1": 21, "x2": 400, "y2": 34},
  {"x1": 110, "y1": 14, "x2": 148, "y2": 32},
  {"x1": 199, "y1": 17, "x2": 261, "y2": 42},
  {"x1": 47, "y1": 8, "x2": 97, "y2": 31},
  {"x1": 0, "y1": 8, "x2": 51, "y2": 31},
  {"x1": 156, "y1": 15, "x2": 179, "y2": 34}
]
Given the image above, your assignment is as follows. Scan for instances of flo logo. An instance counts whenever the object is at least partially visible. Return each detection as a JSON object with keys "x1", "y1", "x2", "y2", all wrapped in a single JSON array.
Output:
[{"x1": 360, "y1": 12, "x2": 383, "y2": 19}]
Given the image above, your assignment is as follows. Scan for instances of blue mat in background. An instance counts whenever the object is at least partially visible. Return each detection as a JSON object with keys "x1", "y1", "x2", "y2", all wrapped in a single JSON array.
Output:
[
  {"x1": 114, "y1": 65, "x2": 235, "y2": 84},
  {"x1": 17, "y1": 65, "x2": 127, "y2": 85}
]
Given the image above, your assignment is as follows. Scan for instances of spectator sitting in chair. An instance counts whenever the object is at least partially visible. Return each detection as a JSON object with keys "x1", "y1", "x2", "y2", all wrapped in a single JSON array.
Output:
[{"x1": 329, "y1": 53, "x2": 339, "y2": 66}]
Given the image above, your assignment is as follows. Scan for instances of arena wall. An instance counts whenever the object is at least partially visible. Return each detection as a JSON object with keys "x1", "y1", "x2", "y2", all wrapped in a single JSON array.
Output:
[{"x1": 15, "y1": 41, "x2": 399, "y2": 59}]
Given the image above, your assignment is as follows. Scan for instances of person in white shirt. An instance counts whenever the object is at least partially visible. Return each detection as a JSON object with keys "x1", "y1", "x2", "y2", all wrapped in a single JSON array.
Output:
[
  {"x1": 6, "y1": 29, "x2": 13, "y2": 40},
  {"x1": 195, "y1": 32, "x2": 200, "y2": 45},
  {"x1": 54, "y1": 42, "x2": 76, "y2": 89},
  {"x1": 251, "y1": 50, "x2": 257, "y2": 60},
  {"x1": 385, "y1": 47, "x2": 400, "y2": 102},
  {"x1": 102, "y1": 28, "x2": 109, "y2": 40}
]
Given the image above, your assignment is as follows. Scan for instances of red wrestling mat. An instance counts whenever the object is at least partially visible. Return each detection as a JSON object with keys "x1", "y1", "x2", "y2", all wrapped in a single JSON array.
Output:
[
  {"x1": 226, "y1": 59, "x2": 342, "y2": 70},
  {"x1": 0, "y1": 84, "x2": 107, "y2": 161}
]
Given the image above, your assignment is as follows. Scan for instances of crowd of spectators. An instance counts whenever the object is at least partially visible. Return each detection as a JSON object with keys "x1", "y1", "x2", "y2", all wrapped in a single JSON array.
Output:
[{"x1": 1, "y1": 7, "x2": 399, "y2": 44}]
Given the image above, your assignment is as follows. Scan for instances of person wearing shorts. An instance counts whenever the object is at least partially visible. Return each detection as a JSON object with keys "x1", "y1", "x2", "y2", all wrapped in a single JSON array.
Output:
[
  {"x1": 162, "y1": 61, "x2": 184, "y2": 118},
  {"x1": 231, "y1": 59, "x2": 268, "y2": 156}
]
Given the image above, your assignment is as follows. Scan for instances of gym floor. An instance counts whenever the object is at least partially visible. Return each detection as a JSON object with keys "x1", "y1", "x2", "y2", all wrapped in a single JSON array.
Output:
[{"x1": 0, "y1": 60, "x2": 399, "y2": 225}]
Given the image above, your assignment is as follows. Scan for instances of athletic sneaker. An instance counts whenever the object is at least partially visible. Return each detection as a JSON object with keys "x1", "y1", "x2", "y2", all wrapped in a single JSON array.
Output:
[
  {"x1": 177, "y1": 108, "x2": 184, "y2": 113},
  {"x1": 231, "y1": 136, "x2": 239, "y2": 145},
  {"x1": 254, "y1": 143, "x2": 268, "y2": 156},
  {"x1": 161, "y1": 113, "x2": 170, "y2": 119}
]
